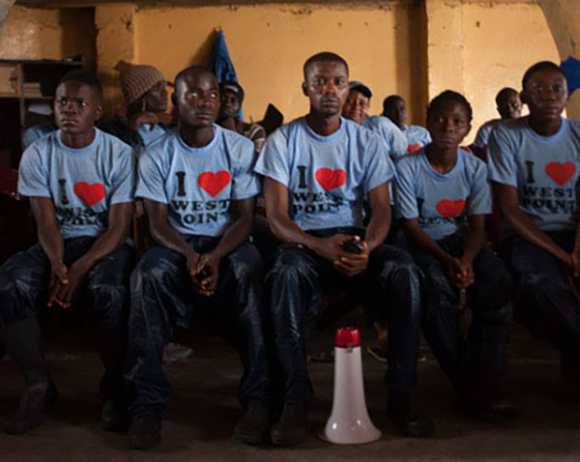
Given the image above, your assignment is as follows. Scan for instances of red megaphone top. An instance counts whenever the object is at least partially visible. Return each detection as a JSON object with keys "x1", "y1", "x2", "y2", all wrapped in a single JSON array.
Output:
[{"x1": 335, "y1": 327, "x2": 361, "y2": 348}]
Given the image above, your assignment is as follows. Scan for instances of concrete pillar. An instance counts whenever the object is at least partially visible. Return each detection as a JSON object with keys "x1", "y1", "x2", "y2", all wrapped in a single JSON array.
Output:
[
  {"x1": 425, "y1": 0, "x2": 464, "y2": 101},
  {"x1": 95, "y1": 3, "x2": 136, "y2": 118},
  {"x1": 538, "y1": 0, "x2": 580, "y2": 118}
]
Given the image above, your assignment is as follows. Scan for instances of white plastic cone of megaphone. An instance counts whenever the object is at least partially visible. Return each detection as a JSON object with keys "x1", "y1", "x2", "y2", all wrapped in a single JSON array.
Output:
[{"x1": 319, "y1": 327, "x2": 382, "y2": 444}]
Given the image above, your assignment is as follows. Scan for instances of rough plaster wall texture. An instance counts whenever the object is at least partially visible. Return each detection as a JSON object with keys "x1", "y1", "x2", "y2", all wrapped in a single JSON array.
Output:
[
  {"x1": 134, "y1": 3, "x2": 427, "y2": 126},
  {"x1": 0, "y1": 6, "x2": 63, "y2": 59},
  {"x1": 462, "y1": 2, "x2": 560, "y2": 144},
  {"x1": 96, "y1": 4, "x2": 136, "y2": 119},
  {"x1": 538, "y1": 0, "x2": 580, "y2": 119},
  {"x1": 0, "y1": 0, "x2": 16, "y2": 40},
  {"x1": 0, "y1": 6, "x2": 96, "y2": 67}
]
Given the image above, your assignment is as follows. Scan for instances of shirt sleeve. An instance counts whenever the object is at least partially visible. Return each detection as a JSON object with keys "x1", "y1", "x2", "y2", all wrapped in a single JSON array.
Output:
[
  {"x1": 110, "y1": 145, "x2": 136, "y2": 205},
  {"x1": 231, "y1": 139, "x2": 261, "y2": 200},
  {"x1": 390, "y1": 124, "x2": 408, "y2": 158},
  {"x1": 254, "y1": 127, "x2": 290, "y2": 186},
  {"x1": 18, "y1": 143, "x2": 51, "y2": 198},
  {"x1": 363, "y1": 133, "x2": 395, "y2": 193},
  {"x1": 487, "y1": 124, "x2": 518, "y2": 187},
  {"x1": 394, "y1": 158, "x2": 419, "y2": 219},
  {"x1": 363, "y1": 117, "x2": 408, "y2": 159},
  {"x1": 135, "y1": 146, "x2": 169, "y2": 204},
  {"x1": 472, "y1": 124, "x2": 490, "y2": 149},
  {"x1": 466, "y1": 159, "x2": 492, "y2": 215}
]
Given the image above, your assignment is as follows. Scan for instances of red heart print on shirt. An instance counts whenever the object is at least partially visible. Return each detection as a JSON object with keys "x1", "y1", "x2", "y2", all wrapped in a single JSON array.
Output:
[
  {"x1": 545, "y1": 162, "x2": 576, "y2": 186},
  {"x1": 198, "y1": 171, "x2": 232, "y2": 197},
  {"x1": 73, "y1": 182, "x2": 105, "y2": 207},
  {"x1": 407, "y1": 144, "x2": 421, "y2": 153},
  {"x1": 315, "y1": 168, "x2": 346, "y2": 191},
  {"x1": 436, "y1": 199, "x2": 466, "y2": 218}
]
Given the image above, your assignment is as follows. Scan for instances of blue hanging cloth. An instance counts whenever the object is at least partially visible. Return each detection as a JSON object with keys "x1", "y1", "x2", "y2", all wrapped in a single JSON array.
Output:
[
  {"x1": 561, "y1": 56, "x2": 580, "y2": 93},
  {"x1": 208, "y1": 30, "x2": 242, "y2": 120}
]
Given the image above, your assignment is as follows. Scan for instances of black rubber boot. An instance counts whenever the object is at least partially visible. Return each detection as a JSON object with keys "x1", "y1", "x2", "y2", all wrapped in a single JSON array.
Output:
[
  {"x1": 128, "y1": 417, "x2": 162, "y2": 450},
  {"x1": 270, "y1": 403, "x2": 306, "y2": 446},
  {"x1": 387, "y1": 389, "x2": 435, "y2": 437},
  {"x1": 97, "y1": 332, "x2": 130, "y2": 433},
  {"x1": 232, "y1": 401, "x2": 273, "y2": 445},
  {"x1": 0, "y1": 317, "x2": 58, "y2": 434}
]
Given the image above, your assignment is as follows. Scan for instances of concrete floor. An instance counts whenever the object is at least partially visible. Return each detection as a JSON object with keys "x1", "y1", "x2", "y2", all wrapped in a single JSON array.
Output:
[{"x1": 1, "y1": 309, "x2": 580, "y2": 462}]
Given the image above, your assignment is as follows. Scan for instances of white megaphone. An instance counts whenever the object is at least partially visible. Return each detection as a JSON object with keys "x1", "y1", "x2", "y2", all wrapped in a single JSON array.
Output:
[{"x1": 319, "y1": 327, "x2": 382, "y2": 444}]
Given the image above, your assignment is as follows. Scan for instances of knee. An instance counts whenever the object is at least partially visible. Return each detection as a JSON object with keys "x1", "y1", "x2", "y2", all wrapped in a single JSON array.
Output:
[
  {"x1": 228, "y1": 244, "x2": 262, "y2": 283},
  {"x1": 268, "y1": 248, "x2": 312, "y2": 283},
  {"x1": 376, "y1": 247, "x2": 421, "y2": 284}
]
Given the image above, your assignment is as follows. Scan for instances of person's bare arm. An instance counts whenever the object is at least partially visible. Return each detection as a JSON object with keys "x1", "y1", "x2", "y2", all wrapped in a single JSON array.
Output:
[
  {"x1": 403, "y1": 217, "x2": 469, "y2": 288},
  {"x1": 496, "y1": 182, "x2": 570, "y2": 264},
  {"x1": 263, "y1": 177, "x2": 352, "y2": 263},
  {"x1": 334, "y1": 183, "x2": 391, "y2": 277},
  {"x1": 144, "y1": 199, "x2": 200, "y2": 275},
  {"x1": 194, "y1": 196, "x2": 256, "y2": 297},
  {"x1": 53, "y1": 202, "x2": 134, "y2": 307},
  {"x1": 30, "y1": 197, "x2": 67, "y2": 306},
  {"x1": 364, "y1": 183, "x2": 391, "y2": 252}
]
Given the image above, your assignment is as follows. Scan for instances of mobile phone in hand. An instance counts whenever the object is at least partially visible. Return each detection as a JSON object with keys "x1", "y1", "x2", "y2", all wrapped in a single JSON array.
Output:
[{"x1": 343, "y1": 237, "x2": 364, "y2": 254}]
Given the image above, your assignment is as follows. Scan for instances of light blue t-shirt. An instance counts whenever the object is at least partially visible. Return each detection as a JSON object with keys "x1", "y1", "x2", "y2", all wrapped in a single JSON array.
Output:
[
  {"x1": 255, "y1": 117, "x2": 394, "y2": 231},
  {"x1": 472, "y1": 119, "x2": 502, "y2": 149},
  {"x1": 136, "y1": 125, "x2": 260, "y2": 237},
  {"x1": 363, "y1": 116, "x2": 408, "y2": 159},
  {"x1": 139, "y1": 123, "x2": 167, "y2": 147},
  {"x1": 487, "y1": 116, "x2": 580, "y2": 232},
  {"x1": 396, "y1": 147, "x2": 491, "y2": 241},
  {"x1": 18, "y1": 128, "x2": 135, "y2": 239},
  {"x1": 404, "y1": 125, "x2": 432, "y2": 153},
  {"x1": 23, "y1": 122, "x2": 57, "y2": 149}
]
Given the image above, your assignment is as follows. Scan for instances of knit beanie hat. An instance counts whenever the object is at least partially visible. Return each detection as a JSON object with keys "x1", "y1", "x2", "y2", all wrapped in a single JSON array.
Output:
[{"x1": 115, "y1": 61, "x2": 165, "y2": 106}]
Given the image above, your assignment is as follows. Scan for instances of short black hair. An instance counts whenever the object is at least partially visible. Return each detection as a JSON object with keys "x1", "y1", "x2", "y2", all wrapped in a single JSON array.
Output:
[
  {"x1": 58, "y1": 69, "x2": 102, "y2": 97},
  {"x1": 495, "y1": 87, "x2": 518, "y2": 107},
  {"x1": 382, "y1": 95, "x2": 405, "y2": 115},
  {"x1": 427, "y1": 90, "x2": 473, "y2": 122},
  {"x1": 303, "y1": 52, "x2": 349, "y2": 79},
  {"x1": 522, "y1": 61, "x2": 566, "y2": 89},
  {"x1": 174, "y1": 66, "x2": 215, "y2": 89}
]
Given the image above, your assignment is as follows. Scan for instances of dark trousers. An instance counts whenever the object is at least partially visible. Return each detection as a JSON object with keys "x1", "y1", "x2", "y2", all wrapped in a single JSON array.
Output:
[
  {"x1": 0, "y1": 237, "x2": 135, "y2": 396},
  {"x1": 125, "y1": 238, "x2": 270, "y2": 419},
  {"x1": 412, "y1": 234, "x2": 513, "y2": 391},
  {"x1": 265, "y1": 228, "x2": 423, "y2": 404},
  {"x1": 505, "y1": 232, "x2": 580, "y2": 364}
]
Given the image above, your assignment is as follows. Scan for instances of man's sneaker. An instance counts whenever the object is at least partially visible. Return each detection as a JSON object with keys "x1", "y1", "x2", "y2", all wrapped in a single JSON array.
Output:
[
  {"x1": 232, "y1": 402, "x2": 273, "y2": 445},
  {"x1": 128, "y1": 417, "x2": 162, "y2": 450},
  {"x1": 2, "y1": 381, "x2": 58, "y2": 435},
  {"x1": 387, "y1": 390, "x2": 435, "y2": 437},
  {"x1": 270, "y1": 403, "x2": 306, "y2": 446}
]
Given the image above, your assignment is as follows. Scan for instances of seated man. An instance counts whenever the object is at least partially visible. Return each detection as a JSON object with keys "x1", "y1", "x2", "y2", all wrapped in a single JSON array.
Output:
[
  {"x1": 255, "y1": 52, "x2": 433, "y2": 446},
  {"x1": 488, "y1": 62, "x2": 580, "y2": 388},
  {"x1": 100, "y1": 61, "x2": 171, "y2": 152},
  {"x1": 217, "y1": 80, "x2": 266, "y2": 156},
  {"x1": 0, "y1": 70, "x2": 136, "y2": 434},
  {"x1": 383, "y1": 95, "x2": 431, "y2": 154},
  {"x1": 342, "y1": 80, "x2": 372, "y2": 125},
  {"x1": 396, "y1": 90, "x2": 515, "y2": 420},
  {"x1": 470, "y1": 87, "x2": 522, "y2": 160},
  {"x1": 124, "y1": 66, "x2": 271, "y2": 450}
]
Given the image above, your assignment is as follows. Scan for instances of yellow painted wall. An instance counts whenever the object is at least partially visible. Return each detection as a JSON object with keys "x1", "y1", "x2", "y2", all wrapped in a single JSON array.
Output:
[
  {"x1": 462, "y1": 3, "x2": 560, "y2": 143},
  {"x1": 0, "y1": 6, "x2": 96, "y2": 72},
  {"x1": 134, "y1": 3, "x2": 427, "y2": 126}
]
